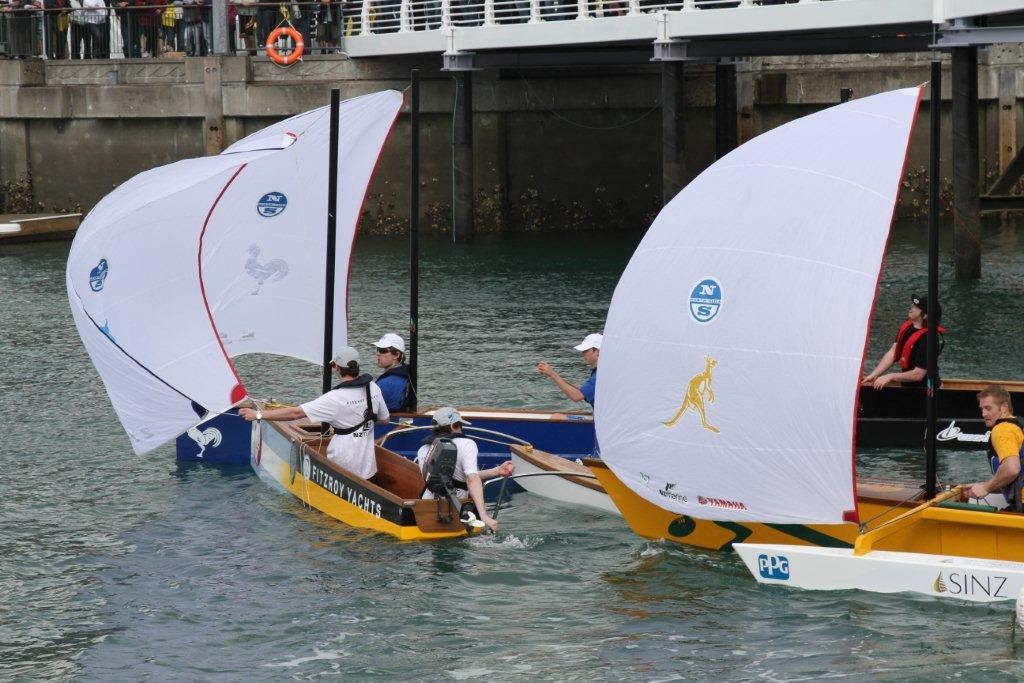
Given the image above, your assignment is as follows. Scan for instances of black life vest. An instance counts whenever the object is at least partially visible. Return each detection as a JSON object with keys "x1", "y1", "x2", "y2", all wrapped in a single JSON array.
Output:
[
  {"x1": 329, "y1": 373, "x2": 378, "y2": 435},
  {"x1": 420, "y1": 437, "x2": 468, "y2": 497},
  {"x1": 895, "y1": 319, "x2": 947, "y2": 371},
  {"x1": 988, "y1": 417, "x2": 1024, "y2": 508},
  {"x1": 378, "y1": 362, "x2": 412, "y2": 411}
]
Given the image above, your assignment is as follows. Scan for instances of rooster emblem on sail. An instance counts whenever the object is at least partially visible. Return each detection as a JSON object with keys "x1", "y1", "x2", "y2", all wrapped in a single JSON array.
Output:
[
  {"x1": 664, "y1": 355, "x2": 720, "y2": 433},
  {"x1": 186, "y1": 426, "x2": 222, "y2": 457},
  {"x1": 245, "y1": 243, "x2": 289, "y2": 295}
]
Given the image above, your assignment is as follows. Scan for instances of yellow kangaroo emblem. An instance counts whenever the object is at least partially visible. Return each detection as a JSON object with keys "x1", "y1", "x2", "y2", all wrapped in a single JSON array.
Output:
[{"x1": 663, "y1": 355, "x2": 720, "y2": 433}]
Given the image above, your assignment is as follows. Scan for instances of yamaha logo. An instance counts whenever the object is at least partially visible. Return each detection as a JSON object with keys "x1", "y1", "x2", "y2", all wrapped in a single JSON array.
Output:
[
  {"x1": 256, "y1": 192, "x2": 288, "y2": 217},
  {"x1": 688, "y1": 278, "x2": 722, "y2": 324}
]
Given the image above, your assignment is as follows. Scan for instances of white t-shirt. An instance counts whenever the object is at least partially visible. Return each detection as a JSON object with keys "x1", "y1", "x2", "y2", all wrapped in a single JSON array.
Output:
[
  {"x1": 415, "y1": 435, "x2": 479, "y2": 500},
  {"x1": 301, "y1": 381, "x2": 389, "y2": 480}
]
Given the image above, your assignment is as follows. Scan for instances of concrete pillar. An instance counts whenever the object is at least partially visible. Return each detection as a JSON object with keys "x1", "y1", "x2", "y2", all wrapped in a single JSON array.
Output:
[
  {"x1": 212, "y1": 0, "x2": 230, "y2": 55},
  {"x1": 998, "y1": 66, "x2": 1017, "y2": 173},
  {"x1": 203, "y1": 56, "x2": 225, "y2": 156},
  {"x1": 661, "y1": 61, "x2": 686, "y2": 205},
  {"x1": 715, "y1": 61, "x2": 738, "y2": 160},
  {"x1": 952, "y1": 46, "x2": 981, "y2": 280},
  {"x1": 452, "y1": 71, "x2": 474, "y2": 243},
  {"x1": 0, "y1": 120, "x2": 31, "y2": 188},
  {"x1": 736, "y1": 59, "x2": 755, "y2": 145}
]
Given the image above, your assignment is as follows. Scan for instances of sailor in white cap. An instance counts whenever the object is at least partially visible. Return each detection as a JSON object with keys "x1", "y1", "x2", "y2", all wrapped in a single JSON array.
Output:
[
  {"x1": 373, "y1": 332, "x2": 412, "y2": 411},
  {"x1": 415, "y1": 407, "x2": 514, "y2": 533},
  {"x1": 239, "y1": 346, "x2": 390, "y2": 479},
  {"x1": 536, "y1": 333, "x2": 601, "y2": 408}
]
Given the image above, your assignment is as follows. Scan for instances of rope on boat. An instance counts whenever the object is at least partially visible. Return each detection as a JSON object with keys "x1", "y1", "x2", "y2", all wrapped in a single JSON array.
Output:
[
  {"x1": 483, "y1": 471, "x2": 599, "y2": 487},
  {"x1": 377, "y1": 422, "x2": 534, "y2": 451}
]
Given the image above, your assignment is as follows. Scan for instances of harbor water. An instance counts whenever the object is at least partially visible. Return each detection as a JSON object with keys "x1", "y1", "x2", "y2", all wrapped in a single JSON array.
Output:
[{"x1": 3, "y1": 220, "x2": 1024, "y2": 680}]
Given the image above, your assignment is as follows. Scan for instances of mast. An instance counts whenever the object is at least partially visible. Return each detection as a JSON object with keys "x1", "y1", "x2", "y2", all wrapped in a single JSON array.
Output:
[
  {"x1": 925, "y1": 60, "x2": 941, "y2": 499},
  {"x1": 408, "y1": 70, "x2": 420, "y2": 410},
  {"x1": 322, "y1": 89, "x2": 341, "y2": 398}
]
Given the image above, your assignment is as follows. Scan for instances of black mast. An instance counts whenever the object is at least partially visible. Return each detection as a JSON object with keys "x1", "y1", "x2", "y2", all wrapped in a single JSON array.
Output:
[
  {"x1": 925, "y1": 61, "x2": 941, "y2": 499},
  {"x1": 408, "y1": 70, "x2": 420, "y2": 410},
  {"x1": 322, "y1": 89, "x2": 341, "y2": 398}
]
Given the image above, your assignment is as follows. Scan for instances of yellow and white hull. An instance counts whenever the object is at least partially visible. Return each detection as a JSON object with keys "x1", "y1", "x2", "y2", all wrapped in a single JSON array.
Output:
[
  {"x1": 252, "y1": 419, "x2": 470, "y2": 542},
  {"x1": 587, "y1": 459, "x2": 1024, "y2": 560}
]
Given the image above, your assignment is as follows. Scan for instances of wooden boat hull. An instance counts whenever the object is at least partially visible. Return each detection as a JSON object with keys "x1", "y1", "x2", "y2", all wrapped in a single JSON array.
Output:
[
  {"x1": 509, "y1": 445, "x2": 619, "y2": 515},
  {"x1": 251, "y1": 419, "x2": 471, "y2": 541},
  {"x1": 588, "y1": 459, "x2": 1024, "y2": 560}
]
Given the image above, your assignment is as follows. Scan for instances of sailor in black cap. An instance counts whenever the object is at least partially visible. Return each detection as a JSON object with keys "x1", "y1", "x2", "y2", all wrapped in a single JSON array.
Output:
[{"x1": 862, "y1": 293, "x2": 945, "y2": 390}]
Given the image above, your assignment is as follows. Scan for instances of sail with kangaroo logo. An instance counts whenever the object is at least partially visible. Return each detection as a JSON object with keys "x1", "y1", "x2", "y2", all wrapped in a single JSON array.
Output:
[
  {"x1": 594, "y1": 87, "x2": 923, "y2": 525},
  {"x1": 67, "y1": 91, "x2": 403, "y2": 454}
]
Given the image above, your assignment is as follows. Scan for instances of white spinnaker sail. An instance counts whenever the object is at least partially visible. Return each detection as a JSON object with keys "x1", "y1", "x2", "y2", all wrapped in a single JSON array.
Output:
[
  {"x1": 203, "y1": 90, "x2": 403, "y2": 360},
  {"x1": 595, "y1": 87, "x2": 923, "y2": 524},
  {"x1": 67, "y1": 90, "x2": 403, "y2": 454}
]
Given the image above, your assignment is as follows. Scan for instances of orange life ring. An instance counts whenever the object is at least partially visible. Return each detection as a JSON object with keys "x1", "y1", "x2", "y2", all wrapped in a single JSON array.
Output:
[{"x1": 265, "y1": 26, "x2": 304, "y2": 66}]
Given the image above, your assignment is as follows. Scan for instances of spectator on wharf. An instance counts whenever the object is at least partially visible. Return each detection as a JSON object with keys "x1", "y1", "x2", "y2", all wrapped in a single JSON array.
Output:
[
  {"x1": 114, "y1": 0, "x2": 139, "y2": 57},
  {"x1": 82, "y1": 0, "x2": 109, "y2": 58},
  {"x1": 134, "y1": 0, "x2": 163, "y2": 55},
  {"x1": 41, "y1": 0, "x2": 69, "y2": 59},
  {"x1": 2, "y1": 0, "x2": 38, "y2": 58},
  {"x1": 68, "y1": 0, "x2": 89, "y2": 57},
  {"x1": 181, "y1": 0, "x2": 207, "y2": 55},
  {"x1": 313, "y1": 0, "x2": 339, "y2": 53},
  {"x1": 159, "y1": 0, "x2": 175, "y2": 52},
  {"x1": 232, "y1": 0, "x2": 256, "y2": 53}
]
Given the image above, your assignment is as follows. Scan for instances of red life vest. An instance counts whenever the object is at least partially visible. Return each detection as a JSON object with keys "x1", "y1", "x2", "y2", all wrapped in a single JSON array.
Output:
[{"x1": 894, "y1": 319, "x2": 947, "y2": 371}]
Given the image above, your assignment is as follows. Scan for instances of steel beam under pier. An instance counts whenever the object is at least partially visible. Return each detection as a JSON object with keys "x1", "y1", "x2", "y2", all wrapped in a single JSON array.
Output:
[
  {"x1": 453, "y1": 71, "x2": 474, "y2": 244},
  {"x1": 662, "y1": 62, "x2": 686, "y2": 206},
  {"x1": 715, "y1": 62, "x2": 738, "y2": 160},
  {"x1": 952, "y1": 46, "x2": 981, "y2": 280}
]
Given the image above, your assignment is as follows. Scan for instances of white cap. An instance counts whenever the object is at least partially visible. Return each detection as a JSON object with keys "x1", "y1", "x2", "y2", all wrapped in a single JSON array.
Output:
[
  {"x1": 432, "y1": 406, "x2": 471, "y2": 427},
  {"x1": 573, "y1": 333, "x2": 603, "y2": 352},
  {"x1": 374, "y1": 333, "x2": 406, "y2": 353},
  {"x1": 331, "y1": 345, "x2": 360, "y2": 367}
]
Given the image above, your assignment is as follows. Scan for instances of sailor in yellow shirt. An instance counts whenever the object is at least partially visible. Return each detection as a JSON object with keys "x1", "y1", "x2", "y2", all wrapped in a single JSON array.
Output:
[{"x1": 965, "y1": 384, "x2": 1024, "y2": 510}]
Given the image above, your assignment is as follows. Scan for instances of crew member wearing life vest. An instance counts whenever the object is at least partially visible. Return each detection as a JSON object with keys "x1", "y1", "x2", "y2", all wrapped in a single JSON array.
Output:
[
  {"x1": 239, "y1": 346, "x2": 390, "y2": 480},
  {"x1": 862, "y1": 294, "x2": 945, "y2": 390},
  {"x1": 965, "y1": 385, "x2": 1024, "y2": 510},
  {"x1": 415, "y1": 407, "x2": 515, "y2": 533},
  {"x1": 373, "y1": 332, "x2": 412, "y2": 411}
]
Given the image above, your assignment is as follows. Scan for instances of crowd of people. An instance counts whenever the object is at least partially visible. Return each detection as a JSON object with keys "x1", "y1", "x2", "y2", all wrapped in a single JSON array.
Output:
[{"x1": 0, "y1": 0, "x2": 354, "y2": 59}]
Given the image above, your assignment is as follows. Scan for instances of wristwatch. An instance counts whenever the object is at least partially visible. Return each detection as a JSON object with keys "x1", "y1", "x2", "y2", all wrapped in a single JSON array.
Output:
[{"x1": 255, "y1": 410, "x2": 263, "y2": 421}]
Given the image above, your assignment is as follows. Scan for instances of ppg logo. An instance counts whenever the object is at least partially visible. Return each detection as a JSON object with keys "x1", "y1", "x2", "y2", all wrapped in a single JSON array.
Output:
[
  {"x1": 757, "y1": 554, "x2": 790, "y2": 580},
  {"x1": 688, "y1": 278, "x2": 722, "y2": 324},
  {"x1": 256, "y1": 192, "x2": 288, "y2": 217}
]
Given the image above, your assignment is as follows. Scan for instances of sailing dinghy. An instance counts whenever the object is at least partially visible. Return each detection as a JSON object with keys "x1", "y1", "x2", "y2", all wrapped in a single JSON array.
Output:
[
  {"x1": 730, "y1": 69, "x2": 1024, "y2": 602},
  {"x1": 586, "y1": 84, "x2": 1024, "y2": 598},
  {"x1": 68, "y1": 90, "x2": 476, "y2": 540}
]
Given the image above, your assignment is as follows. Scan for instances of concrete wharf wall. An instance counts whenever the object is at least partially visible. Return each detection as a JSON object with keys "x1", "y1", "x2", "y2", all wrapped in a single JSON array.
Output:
[{"x1": 2, "y1": 47, "x2": 1023, "y2": 233}]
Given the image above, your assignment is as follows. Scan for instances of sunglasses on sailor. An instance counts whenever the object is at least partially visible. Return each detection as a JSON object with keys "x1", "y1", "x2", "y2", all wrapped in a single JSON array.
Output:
[{"x1": 376, "y1": 347, "x2": 395, "y2": 355}]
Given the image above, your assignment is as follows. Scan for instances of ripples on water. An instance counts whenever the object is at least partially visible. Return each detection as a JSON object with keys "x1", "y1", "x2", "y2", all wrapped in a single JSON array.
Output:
[{"x1": 2, "y1": 221, "x2": 1024, "y2": 680}]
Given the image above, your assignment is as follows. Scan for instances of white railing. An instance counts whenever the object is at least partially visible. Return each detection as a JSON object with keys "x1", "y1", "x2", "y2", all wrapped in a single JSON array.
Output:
[{"x1": 349, "y1": 0, "x2": 799, "y2": 34}]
